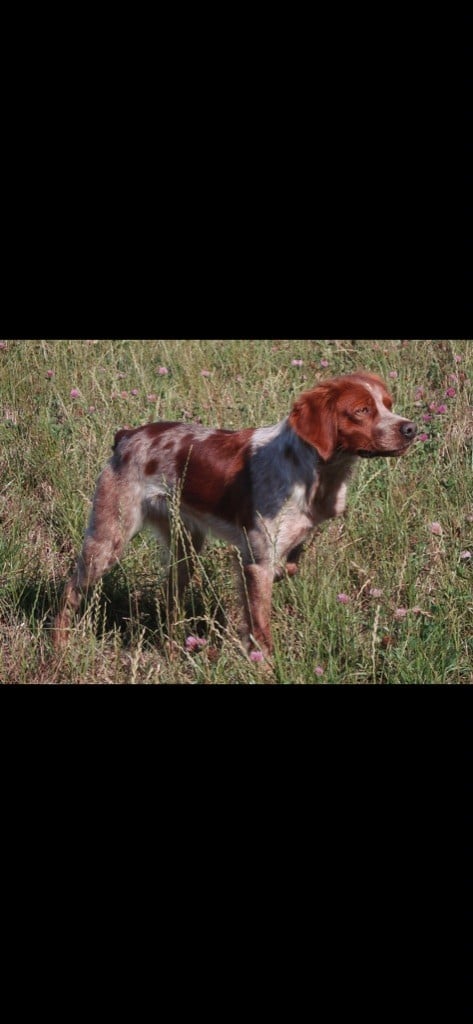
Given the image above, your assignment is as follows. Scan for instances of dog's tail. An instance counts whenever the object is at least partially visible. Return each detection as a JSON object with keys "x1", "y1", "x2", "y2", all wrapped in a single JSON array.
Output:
[{"x1": 112, "y1": 426, "x2": 134, "y2": 451}]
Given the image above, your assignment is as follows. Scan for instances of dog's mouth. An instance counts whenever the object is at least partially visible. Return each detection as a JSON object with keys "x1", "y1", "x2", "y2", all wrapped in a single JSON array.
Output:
[{"x1": 357, "y1": 445, "x2": 412, "y2": 458}]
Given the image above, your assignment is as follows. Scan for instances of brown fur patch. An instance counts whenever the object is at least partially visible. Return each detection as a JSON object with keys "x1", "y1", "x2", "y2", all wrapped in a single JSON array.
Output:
[
  {"x1": 145, "y1": 458, "x2": 158, "y2": 476},
  {"x1": 174, "y1": 428, "x2": 256, "y2": 528}
]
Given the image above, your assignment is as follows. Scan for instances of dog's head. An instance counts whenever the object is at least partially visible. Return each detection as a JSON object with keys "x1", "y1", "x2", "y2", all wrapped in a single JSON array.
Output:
[{"x1": 288, "y1": 371, "x2": 417, "y2": 461}]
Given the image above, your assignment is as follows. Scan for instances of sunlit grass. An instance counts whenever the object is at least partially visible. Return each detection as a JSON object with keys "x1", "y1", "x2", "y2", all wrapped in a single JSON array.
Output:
[{"x1": 1, "y1": 338, "x2": 472, "y2": 683}]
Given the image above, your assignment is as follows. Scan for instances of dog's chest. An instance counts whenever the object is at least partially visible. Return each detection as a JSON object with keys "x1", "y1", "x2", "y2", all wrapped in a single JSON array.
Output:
[{"x1": 310, "y1": 457, "x2": 356, "y2": 523}]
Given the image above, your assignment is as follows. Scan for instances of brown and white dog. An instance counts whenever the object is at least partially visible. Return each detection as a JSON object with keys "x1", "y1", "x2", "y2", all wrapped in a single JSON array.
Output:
[{"x1": 53, "y1": 372, "x2": 416, "y2": 657}]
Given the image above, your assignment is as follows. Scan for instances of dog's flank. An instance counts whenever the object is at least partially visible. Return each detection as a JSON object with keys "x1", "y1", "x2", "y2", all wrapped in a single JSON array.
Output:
[{"x1": 53, "y1": 372, "x2": 417, "y2": 658}]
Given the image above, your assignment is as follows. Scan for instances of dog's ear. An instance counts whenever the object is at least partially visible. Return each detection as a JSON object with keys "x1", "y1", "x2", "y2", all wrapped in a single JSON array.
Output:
[{"x1": 288, "y1": 384, "x2": 338, "y2": 461}]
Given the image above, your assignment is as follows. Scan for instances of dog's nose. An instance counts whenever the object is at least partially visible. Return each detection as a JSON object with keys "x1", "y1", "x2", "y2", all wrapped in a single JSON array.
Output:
[{"x1": 400, "y1": 420, "x2": 417, "y2": 440}]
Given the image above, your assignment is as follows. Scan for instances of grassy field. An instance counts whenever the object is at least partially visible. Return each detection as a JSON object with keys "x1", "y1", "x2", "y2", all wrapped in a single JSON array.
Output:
[{"x1": 0, "y1": 339, "x2": 471, "y2": 684}]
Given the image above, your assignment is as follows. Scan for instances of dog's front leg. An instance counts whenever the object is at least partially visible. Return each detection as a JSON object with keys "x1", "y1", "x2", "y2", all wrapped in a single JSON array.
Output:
[{"x1": 241, "y1": 562, "x2": 274, "y2": 657}]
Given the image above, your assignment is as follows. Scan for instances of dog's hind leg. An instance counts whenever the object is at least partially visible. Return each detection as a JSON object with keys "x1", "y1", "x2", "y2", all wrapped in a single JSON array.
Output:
[
  {"x1": 53, "y1": 465, "x2": 142, "y2": 648},
  {"x1": 160, "y1": 518, "x2": 205, "y2": 616}
]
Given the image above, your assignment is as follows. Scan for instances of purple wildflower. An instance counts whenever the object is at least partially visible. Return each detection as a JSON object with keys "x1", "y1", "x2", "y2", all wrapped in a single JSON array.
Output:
[
  {"x1": 250, "y1": 651, "x2": 264, "y2": 662},
  {"x1": 337, "y1": 593, "x2": 350, "y2": 604},
  {"x1": 185, "y1": 635, "x2": 207, "y2": 651},
  {"x1": 70, "y1": 388, "x2": 80, "y2": 399}
]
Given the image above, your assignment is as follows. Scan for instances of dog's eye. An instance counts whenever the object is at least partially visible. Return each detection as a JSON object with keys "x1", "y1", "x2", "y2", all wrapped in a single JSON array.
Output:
[{"x1": 355, "y1": 407, "x2": 370, "y2": 416}]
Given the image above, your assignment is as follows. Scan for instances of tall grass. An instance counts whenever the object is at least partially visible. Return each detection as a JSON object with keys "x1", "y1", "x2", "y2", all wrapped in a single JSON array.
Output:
[{"x1": 0, "y1": 339, "x2": 471, "y2": 683}]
